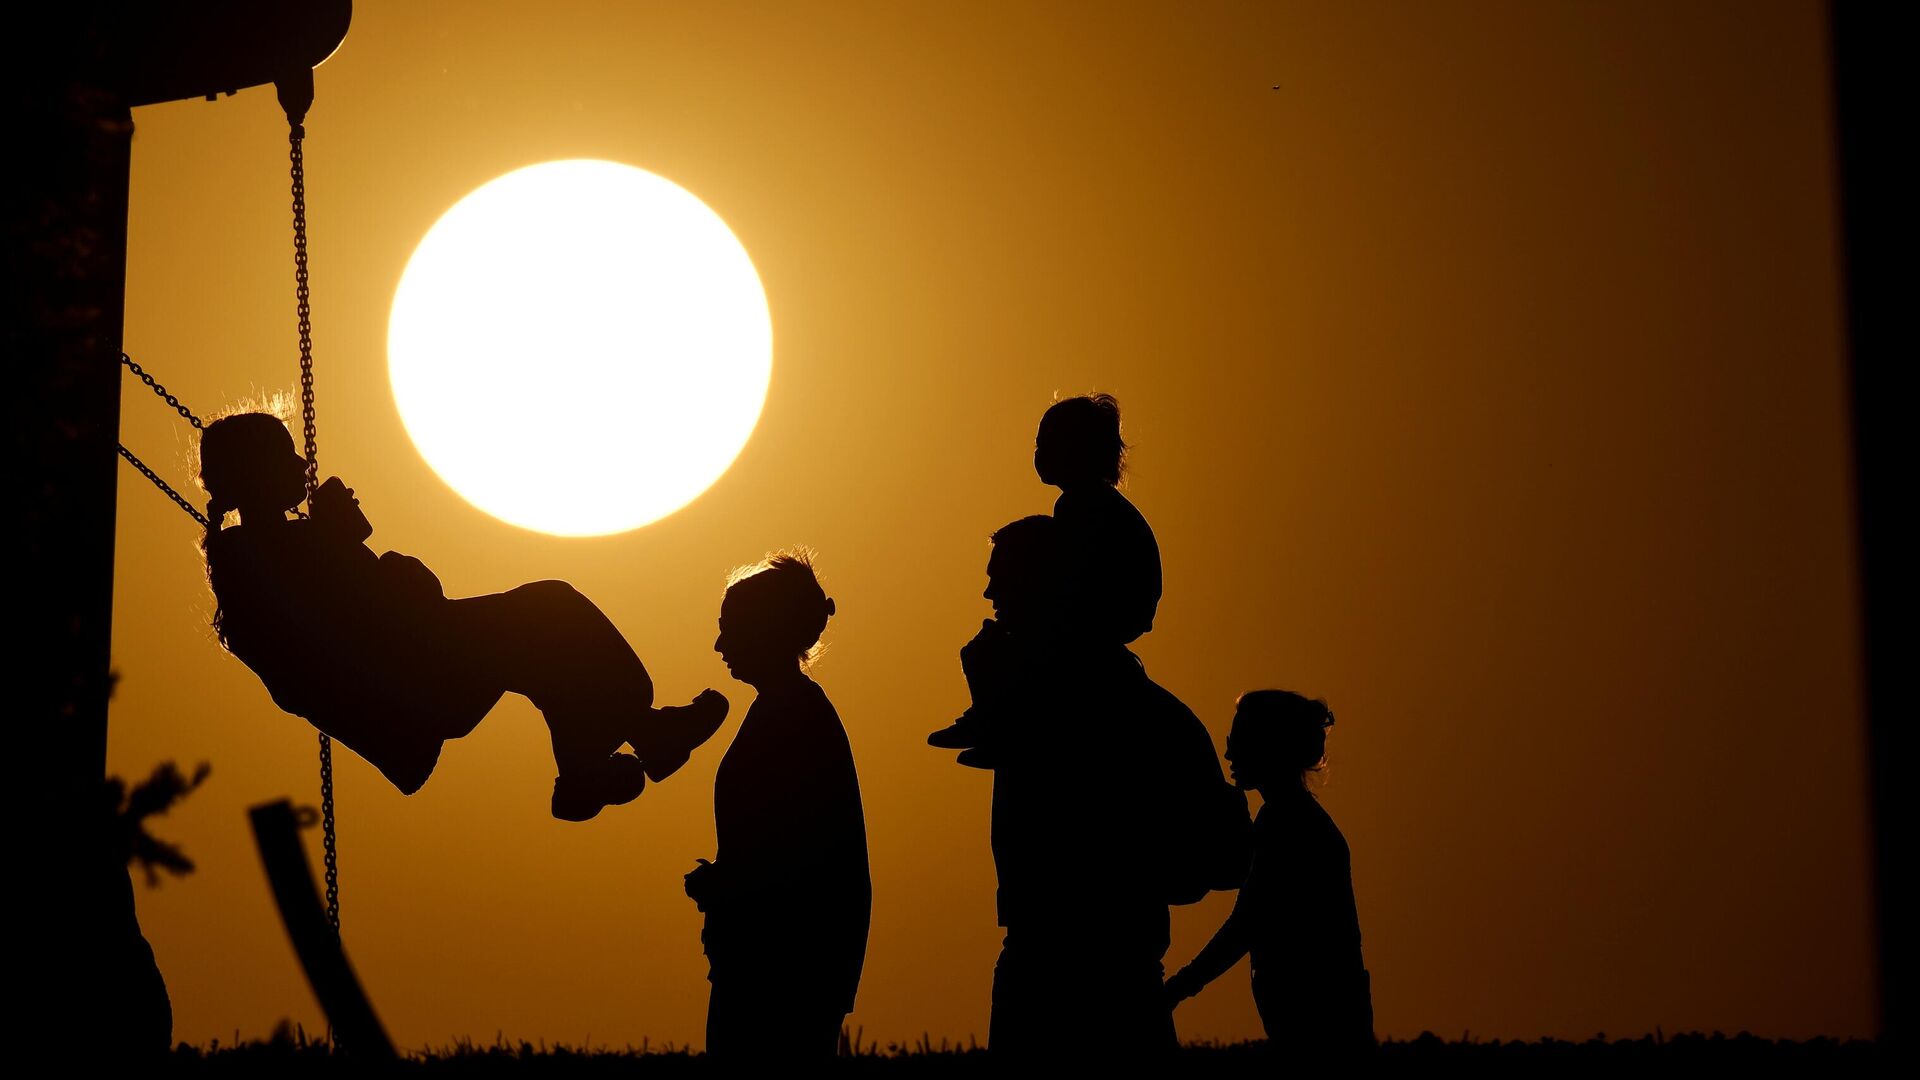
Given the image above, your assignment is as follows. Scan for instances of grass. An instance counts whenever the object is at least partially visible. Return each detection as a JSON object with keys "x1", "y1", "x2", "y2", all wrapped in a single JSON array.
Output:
[{"x1": 152, "y1": 1024, "x2": 1882, "y2": 1073}]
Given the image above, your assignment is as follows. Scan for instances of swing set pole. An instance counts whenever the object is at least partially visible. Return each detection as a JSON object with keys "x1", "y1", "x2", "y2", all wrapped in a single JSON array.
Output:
[{"x1": 13, "y1": 3, "x2": 350, "y2": 1059}]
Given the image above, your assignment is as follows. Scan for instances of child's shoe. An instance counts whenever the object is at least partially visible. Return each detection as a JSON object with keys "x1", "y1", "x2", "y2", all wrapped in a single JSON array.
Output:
[
  {"x1": 551, "y1": 752, "x2": 648, "y2": 821},
  {"x1": 638, "y1": 688, "x2": 730, "y2": 782},
  {"x1": 954, "y1": 746, "x2": 999, "y2": 770},
  {"x1": 928, "y1": 710, "x2": 983, "y2": 749}
]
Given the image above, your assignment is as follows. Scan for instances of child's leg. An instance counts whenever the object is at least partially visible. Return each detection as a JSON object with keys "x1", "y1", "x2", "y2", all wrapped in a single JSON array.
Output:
[
  {"x1": 446, "y1": 580, "x2": 723, "y2": 798},
  {"x1": 446, "y1": 581, "x2": 649, "y2": 774}
]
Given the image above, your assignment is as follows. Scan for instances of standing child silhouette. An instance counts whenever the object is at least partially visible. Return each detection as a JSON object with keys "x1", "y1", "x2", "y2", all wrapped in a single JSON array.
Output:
[
  {"x1": 1165, "y1": 691, "x2": 1374, "y2": 1058},
  {"x1": 687, "y1": 552, "x2": 870, "y2": 1060},
  {"x1": 197, "y1": 411, "x2": 728, "y2": 821}
]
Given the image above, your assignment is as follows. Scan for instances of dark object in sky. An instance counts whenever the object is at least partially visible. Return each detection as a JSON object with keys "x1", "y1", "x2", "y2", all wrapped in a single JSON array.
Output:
[{"x1": 249, "y1": 799, "x2": 394, "y2": 1061}]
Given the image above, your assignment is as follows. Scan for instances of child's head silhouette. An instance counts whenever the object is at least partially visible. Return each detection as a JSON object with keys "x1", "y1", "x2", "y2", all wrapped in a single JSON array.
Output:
[
  {"x1": 1227, "y1": 690, "x2": 1336, "y2": 793},
  {"x1": 198, "y1": 411, "x2": 306, "y2": 526},
  {"x1": 716, "y1": 551, "x2": 836, "y2": 686},
  {"x1": 1034, "y1": 393, "x2": 1127, "y2": 488}
]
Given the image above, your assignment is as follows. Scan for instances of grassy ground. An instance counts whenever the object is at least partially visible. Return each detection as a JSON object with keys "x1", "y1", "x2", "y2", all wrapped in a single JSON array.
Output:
[{"x1": 155, "y1": 1027, "x2": 1883, "y2": 1073}]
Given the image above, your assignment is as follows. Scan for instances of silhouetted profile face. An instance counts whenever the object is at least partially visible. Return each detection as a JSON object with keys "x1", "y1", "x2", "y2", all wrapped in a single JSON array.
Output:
[
  {"x1": 983, "y1": 516, "x2": 1061, "y2": 624},
  {"x1": 199, "y1": 413, "x2": 307, "y2": 518},
  {"x1": 1033, "y1": 394, "x2": 1125, "y2": 488},
  {"x1": 1226, "y1": 690, "x2": 1333, "y2": 793},
  {"x1": 714, "y1": 554, "x2": 833, "y2": 688}
]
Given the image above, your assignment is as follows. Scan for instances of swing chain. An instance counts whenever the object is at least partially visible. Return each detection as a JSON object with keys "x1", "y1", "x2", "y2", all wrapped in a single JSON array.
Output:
[
  {"x1": 289, "y1": 116, "x2": 339, "y2": 937},
  {"x1": 122, "y1": 354, "x2": 205, "y2": 430},
  {"x1": 116, "y1": 353, "x2": 208, "y2": 523},
  {"x1": 118, "y1": 444, "x2": 211, "y2": 527},
  {"x1": 291, "y1": 126, "x2": 318, "y2": 501},
  {"x1": 318, "y1": 730, "x2": 338, "y2": 930}
]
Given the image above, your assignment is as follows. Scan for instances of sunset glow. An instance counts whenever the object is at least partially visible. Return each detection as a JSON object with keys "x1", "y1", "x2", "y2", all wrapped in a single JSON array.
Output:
[{"x1": 388, "y1": 159, "x2": 772, "y2": 536}]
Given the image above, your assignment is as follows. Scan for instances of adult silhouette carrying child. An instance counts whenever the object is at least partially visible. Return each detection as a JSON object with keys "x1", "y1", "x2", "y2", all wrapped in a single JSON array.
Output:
[
  {"x1": 198, "y1": 410, "x2": 728, "y2": 820},
  {"x1": 955, "y1": 517, "x2": 1246, "y2": 1059},
  {"x1": 930, "y1": 392, "x2": 1162, "y2": 760}
]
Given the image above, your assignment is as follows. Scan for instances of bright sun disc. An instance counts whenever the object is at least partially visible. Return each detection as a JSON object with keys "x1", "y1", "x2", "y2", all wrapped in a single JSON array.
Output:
[{"x1": 388, "y1": 159, "x2": 771, "y2": 536}]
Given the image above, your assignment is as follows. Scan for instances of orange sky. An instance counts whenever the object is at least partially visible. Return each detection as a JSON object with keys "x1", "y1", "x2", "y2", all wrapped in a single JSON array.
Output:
[{"x1": 107, "y1": 0, "x2": 1870, "y2": 1049}]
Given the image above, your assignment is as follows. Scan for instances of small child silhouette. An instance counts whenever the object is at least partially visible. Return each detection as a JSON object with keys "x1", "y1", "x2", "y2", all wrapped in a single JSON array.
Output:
[
  {"x1": 1164, "y1": 691, "x2": 1374, "y2": 1058},
  {"x1": 198, "y1": 411, "x2": 727, "y2": 821},
  {"x1": 1035, "y1": 392, "x2": 1161, "y2": 644},
  {"x1": 929, "y1": 393, "x2": 1160, "y2": 755}
]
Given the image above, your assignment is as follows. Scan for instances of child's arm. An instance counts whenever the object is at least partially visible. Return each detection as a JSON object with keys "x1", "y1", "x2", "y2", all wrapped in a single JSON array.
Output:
[
  {"x1": 1167, "y1": 807, "x2": 1270, "y2": 1004},
  {"x1": 683, "y1": 858, "x2": 725, "y2": 912},
  {"x1": 1165, "y1": 902, "x2": 1251, "y2": 1005},
  {"x1": 376, "y1": 550, "x2": 444, "y2": 601},
  {"x1": 310, "y1": 476, "x2": 372, "y2": 542}
]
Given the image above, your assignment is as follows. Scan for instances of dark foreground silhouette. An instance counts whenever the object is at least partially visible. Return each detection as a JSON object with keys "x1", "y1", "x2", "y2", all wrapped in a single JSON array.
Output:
[
  {"x1": 199, "y1": 412, "x2": 727, "y2": 820},
  {"x1": 1167, "y1": 691, "x2": 1375, "y2": 1058},
  {"x1": 688, "y1": 553, "x2": 871, "y2": 1061}
]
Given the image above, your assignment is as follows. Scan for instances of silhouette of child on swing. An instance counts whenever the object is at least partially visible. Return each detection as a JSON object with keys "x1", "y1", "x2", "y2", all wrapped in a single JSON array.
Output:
[
  {"x1": 198, "y1": 411, "x2": 728, "y2": 821},
  {"x1": 929, "y1": 393, "x2": 1162, "y2": 761}
]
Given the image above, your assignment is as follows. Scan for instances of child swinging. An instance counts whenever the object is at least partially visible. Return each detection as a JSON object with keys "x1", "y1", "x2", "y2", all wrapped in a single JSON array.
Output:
[{"x1": 198, "y1": 410, "x2": 727, "y2": 821}]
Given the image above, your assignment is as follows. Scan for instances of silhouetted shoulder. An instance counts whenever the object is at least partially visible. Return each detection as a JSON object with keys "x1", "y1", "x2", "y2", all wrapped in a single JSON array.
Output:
[
  {"x1": 209, "y1": 520, "x2": 380, "y2": 623},
  {"x1": 734, "y1": 679, "x2": 854, "y2": 761},
  {"x1": 1260, "y1": 789, "x2": 1350, "y2": 862},
  {"x1": 714, "y1": 677, "x2": 867, "y2": 859},
  {"x1": 1053, "y1": 485, "x2": 1155, "y2": 540}
]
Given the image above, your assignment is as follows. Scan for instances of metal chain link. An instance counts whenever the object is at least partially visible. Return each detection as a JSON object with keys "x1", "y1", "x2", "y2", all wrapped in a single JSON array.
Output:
[
  {"x1": 118, "y1": 444, "x2": 211, "y2": 527},
  {"x1": 290, "y1": 119, "x2": 340, "y2": 938},
  {"x1": 115, "y1": 109, "x2": 341, "y2": 941},
  {"x1": 291, "y1": 126, "x2": 318, "y2": 501},
  {"x1": 121, "y1": 354, "x2": 205, "y2": 429},
  {"x1": 116, "y1": 352, "x2": 209, "y2": 524}
]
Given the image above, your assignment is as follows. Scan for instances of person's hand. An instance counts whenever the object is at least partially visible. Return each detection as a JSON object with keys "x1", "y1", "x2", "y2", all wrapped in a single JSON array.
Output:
[
  {"x1": 311, "y1": 476, "x2": 354, "y2": 515},
  {"x1": 311, "y1": 476, "x2": 372, "y2": 542},
  {"x1": 1164, "y1": 969, "x2": 1202, "y2": 1009},
  {"x1": 684, "y1": 859, "x2": 720, "y2": 912},
  {"x1": 378, "y1": 551, "x2": 444, "y2": 600},
  {"x1": 960, "y1": 619, "x2": 1004, "y2": 679}
]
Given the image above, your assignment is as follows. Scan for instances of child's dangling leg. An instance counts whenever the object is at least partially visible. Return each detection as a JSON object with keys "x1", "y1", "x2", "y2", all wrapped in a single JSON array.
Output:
[
  {"x1": 634, "y1": 689, "x2": 730, "y2": 782},
  {"x1": 449, "y1": 580, "x2": 726, "y2": 820}
]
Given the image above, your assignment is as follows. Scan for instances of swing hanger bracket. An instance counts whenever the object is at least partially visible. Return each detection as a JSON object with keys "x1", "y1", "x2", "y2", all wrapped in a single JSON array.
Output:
[{"x1": 277, "y1": 67, "x2": 314, "y2": 131}]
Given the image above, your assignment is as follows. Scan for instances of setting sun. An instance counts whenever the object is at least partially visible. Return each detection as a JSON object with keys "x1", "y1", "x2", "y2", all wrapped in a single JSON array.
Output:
[{"x1": 388, "y1": 159, "x2": 772, "y2": 536}]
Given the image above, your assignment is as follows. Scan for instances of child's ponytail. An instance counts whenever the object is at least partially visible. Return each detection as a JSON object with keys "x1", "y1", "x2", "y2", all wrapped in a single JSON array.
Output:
[{"x1": 202, "y1": 495, "x2": 234, "y2": 644}]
